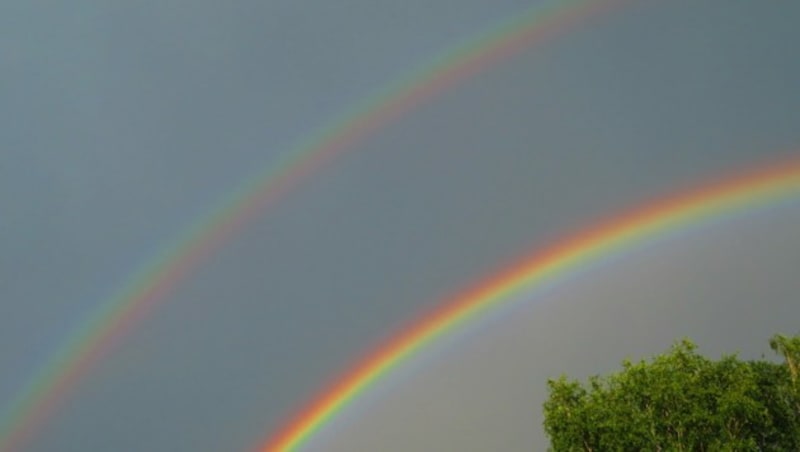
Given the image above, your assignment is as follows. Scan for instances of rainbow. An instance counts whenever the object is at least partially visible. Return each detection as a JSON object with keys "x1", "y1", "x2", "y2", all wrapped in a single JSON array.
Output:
[
  {"x1": 260, "y1": 156, "x2": 800, "y2": 451},
  {"x1": 0, "y1": 0, "x2": 629, "y2": 450}
]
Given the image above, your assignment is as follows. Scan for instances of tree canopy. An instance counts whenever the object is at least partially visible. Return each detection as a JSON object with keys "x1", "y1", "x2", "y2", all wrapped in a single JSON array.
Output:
[{"x1": 543, "y1": 334, "x2": 800, "y2": 451}]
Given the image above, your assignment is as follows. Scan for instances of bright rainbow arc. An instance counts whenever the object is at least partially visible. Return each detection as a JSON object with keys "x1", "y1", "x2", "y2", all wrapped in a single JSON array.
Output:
[
  {"x1": 0, "y1": 0, "x2": 628, "y2": 450},
  {"x1": 261, "y1": 156, "x2": 800, "y2": 451}
]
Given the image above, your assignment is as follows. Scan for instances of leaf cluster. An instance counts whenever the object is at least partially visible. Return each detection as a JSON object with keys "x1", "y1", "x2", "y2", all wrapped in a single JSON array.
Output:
[{"x1": 544, "y1": 335, "x2": 800, "y2": 451}]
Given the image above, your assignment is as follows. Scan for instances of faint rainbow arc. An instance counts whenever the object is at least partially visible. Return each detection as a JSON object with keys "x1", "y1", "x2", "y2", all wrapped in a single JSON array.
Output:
[
  {"x1": 0, "y1": 0, "x2": 628, "y2": 450},
  {"x1": 260, "y1": 157, "x2": 800, "y2": 451}
]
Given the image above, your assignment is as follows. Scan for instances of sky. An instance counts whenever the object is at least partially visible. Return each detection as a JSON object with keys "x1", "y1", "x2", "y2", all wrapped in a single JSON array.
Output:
[{"x1": 2, "y1": 0, "x2": 800, "y2": 451}]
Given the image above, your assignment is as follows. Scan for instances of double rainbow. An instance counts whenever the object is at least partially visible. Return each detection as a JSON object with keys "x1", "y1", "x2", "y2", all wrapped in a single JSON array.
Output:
[{"x1": 0, "y1": 0, "x2": 629, "y2": 450}]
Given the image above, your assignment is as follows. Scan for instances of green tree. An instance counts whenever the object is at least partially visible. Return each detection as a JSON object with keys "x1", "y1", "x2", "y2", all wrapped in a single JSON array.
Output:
[
  {"x1": 769, "y1": 334, "x2": 800, "y2": 385},
  {"x1": 543, "y1": 335, "x2": 800, "y2": 451}
]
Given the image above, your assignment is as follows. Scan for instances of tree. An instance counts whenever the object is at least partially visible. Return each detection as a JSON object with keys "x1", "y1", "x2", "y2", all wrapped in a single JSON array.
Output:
[
  {"x1": 543, "y1": 335, "x2": 800, "y2": 451},
  {"x1": 769, "y1": 334, "x2": 800, "y2": 385}
]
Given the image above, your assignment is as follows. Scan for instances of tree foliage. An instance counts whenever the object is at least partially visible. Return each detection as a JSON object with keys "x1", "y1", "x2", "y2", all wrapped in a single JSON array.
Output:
[{"x1": 543, "y1": 334, "x2": 800, "y2": 451}]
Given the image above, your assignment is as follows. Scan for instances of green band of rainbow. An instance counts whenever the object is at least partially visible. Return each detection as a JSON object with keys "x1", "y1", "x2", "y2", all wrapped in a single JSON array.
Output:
[
  {"x1": 0, "y1": 0, "x2": 627, "y2": 450},
  {"x1": 260, "y1": 156, "x2": 800, "y2": 452}
]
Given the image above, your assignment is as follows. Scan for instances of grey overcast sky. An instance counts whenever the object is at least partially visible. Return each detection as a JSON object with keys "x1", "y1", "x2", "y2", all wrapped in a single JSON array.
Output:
[{"x1": 2, "y1": 0, "x2": 800, "y2": 451}]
